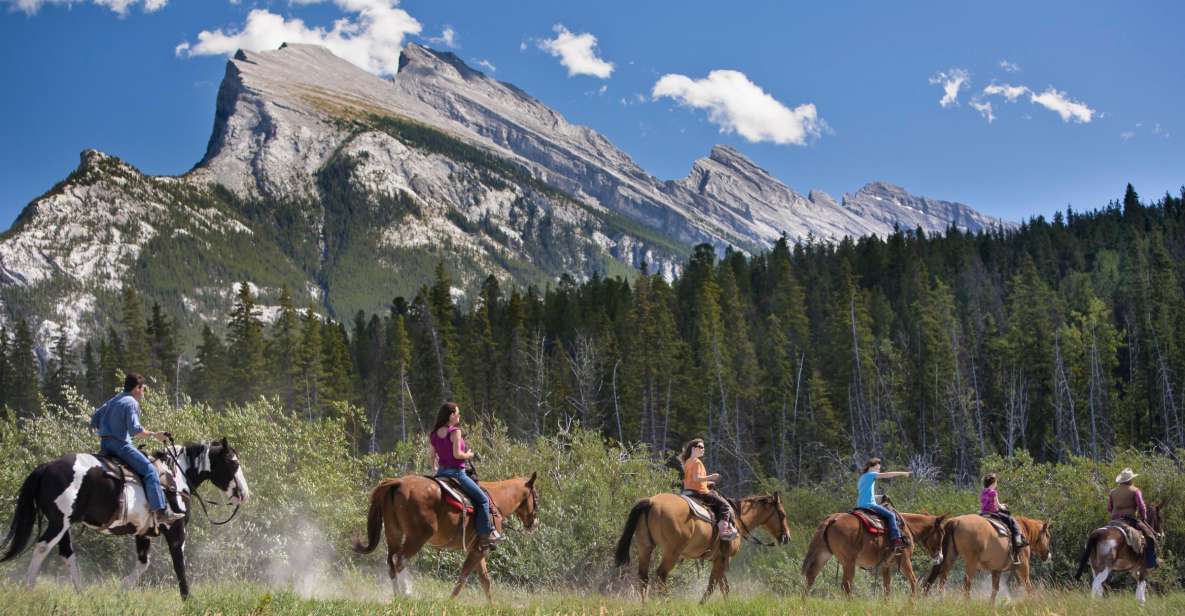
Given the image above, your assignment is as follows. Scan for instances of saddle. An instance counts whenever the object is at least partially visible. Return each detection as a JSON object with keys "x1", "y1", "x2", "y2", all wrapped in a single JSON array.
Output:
[
  {"x1": 1106, "y1": 519, "x2": 1148, "y2": 555},
  {"x1": 850, "y1": 507, "x2": 903, "y2": 536},
  {"x1": 979, "y1": 512, "x2": 1012, "y2": 537},
  {"x1": 427, "y1": 476, "x2": 501, "y2": 520},
  {"x1": 94, "y1": 452, "x2": 177, "y2": 529},
  {"x1": 679, "y1": 490, "x2": 735, "y2": 525}
]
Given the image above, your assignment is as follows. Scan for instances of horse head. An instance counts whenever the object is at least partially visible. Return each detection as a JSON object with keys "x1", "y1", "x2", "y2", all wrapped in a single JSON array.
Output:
[
  {"x1": 511, "y1": 472, "x2": 539, "y2": 531},
  {"x1": 1149, "y1": 501, "x2": 1166, "y2": 538},
  {"x1": 185, "y1": 437, "x2": 250, "y2": 505},
  {"x1": 919, "y1": 514, "x2": 948, "y2": 563},
  {"x1": 749, "y1": 493, "x2": 791, "y2": 544},
  {"x1": 1031, "y1": 520, "x2": 1053, "y2": 563}
]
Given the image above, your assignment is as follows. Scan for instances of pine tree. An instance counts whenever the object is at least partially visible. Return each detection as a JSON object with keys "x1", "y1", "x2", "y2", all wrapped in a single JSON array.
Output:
[
  {"x1": 147, "y1": 302, "x2": 180, "y2": 396},
  {"x1": 8, "y1": 319, "x2": 41, "y2": 417},
  {"x1": 268, "y1": 286, "x2": 302, "y2": 408},
  {"x1": 296, "y1": 305, "x2": 323, "y2": 419},
  {"x1": 0, "y1": 327, "x2": 9, "y2": 411},
  {"x1": 385, "y1": 313, "x2": 415, "y2": 443},
  {"x1": 120, "y1": 286, "x2": 150, "y2": 376},
  {"x1": 82, "y1": 341, "x2": 102, "y2": 404},
  {"x1": 319, "y1": 321, "x2": 355, "y2": 410},
  {"x1": 193, "y1": 325, "x2": 227, "y2": 406},
  {"x1": 42, "y1": 333, "x2": 75, "y2": 408},
  {"x1": 226, "y1": 282, "x2": 267, "y2": 404}
]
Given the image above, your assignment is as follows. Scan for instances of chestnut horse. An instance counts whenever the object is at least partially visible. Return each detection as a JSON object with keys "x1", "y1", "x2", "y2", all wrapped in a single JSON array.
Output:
[
  {"x1": 923, "y1": 514, "x2": 1052, "y2": 601},
  {"x1": 352, "y1": 473, "x2": 538, "y2": 600},
  {"x1": 1075, "y1": 503, "x2": 1165, "y2": 604},
  {"x1": 614, "y1": 492, "x2": 791, "y2": 603},
  {"x1": 801, "y1": 511, "x2": 947, "y2": 597}
]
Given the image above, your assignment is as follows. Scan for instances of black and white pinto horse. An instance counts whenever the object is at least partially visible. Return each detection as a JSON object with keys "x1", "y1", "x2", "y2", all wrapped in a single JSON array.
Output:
[{"x1": 1, "y1": 438, "x2": 249, "y2": 598}]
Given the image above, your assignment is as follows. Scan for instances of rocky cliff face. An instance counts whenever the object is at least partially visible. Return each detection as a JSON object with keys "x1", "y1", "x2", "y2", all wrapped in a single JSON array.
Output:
[{"x1": 0, "y1": 42, "x2": 1008, "y2": 353}]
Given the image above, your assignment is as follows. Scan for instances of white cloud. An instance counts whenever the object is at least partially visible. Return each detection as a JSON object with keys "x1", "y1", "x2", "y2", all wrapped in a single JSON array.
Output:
[
  {"x1": 1120, "y1": 131, "x2": 1135, "y2": 141},
  {"x1": 929, "y1": 68, "x2": 970, "y2": 108},
  {"x1": 983, "y1": 83, "x2": 1029, "y2": 102},
  {"x1": 176, "y1": 1, "x2": 422, "y2": 77},
  {"x1": 970, "y1": 99, "x2": 995, "y2": 123},
  {"x1": 476, "y1": 59, "x2": 496, "y2": 72},
  {"x1": 619, "y1": 93, "x2": 646, "y2": 106},
  {"x1": 427, "y1": 25, "x2": 457, "y2": 48},
  {"x1": 999, "y1": 59, "x2": 1022, "y2": 73},
  {"x1": 11, "y1": 0, "x2": 166, "y2": 15},
  {"x1": 1029, "y1": 87, "x2": 1095, "y2": 123},
  {"x1": 537, "y1": 24, "x2": 614, "y2": 79},
  {"x1": 652, "y1": 69, "x2": 823, "y2": 145}
]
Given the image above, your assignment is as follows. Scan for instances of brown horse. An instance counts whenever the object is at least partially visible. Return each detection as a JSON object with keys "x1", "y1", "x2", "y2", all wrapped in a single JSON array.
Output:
[
  {"x1": 352, "y1": 473, "x2": 539, "y2": 601},
  {"x1": 800, "y1": 511, "x2": 947, "y2": 597},
  {"x1": 1075, "y1": 503, "x2": 1165, "y2": 604},
  {"x1": 614, "y1": 492, "x2": 790, "y2": 603},
  {"x1": 923, "y1": 514, "x2": 1052, "y2": 601}
]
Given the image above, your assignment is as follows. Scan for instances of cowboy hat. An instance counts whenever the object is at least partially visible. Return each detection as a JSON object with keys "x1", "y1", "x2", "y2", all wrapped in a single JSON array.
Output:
[{"x1": 1115, "y1": 468, "x2": 1139, "y2": 484}]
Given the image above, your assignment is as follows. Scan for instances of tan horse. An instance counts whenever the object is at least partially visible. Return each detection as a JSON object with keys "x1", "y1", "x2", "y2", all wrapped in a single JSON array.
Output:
[
  {"x1": 352, "y1": 473, "x2": 538, "y2": 600},
  {"x1": 923, "y1": 514, "x2": 1052, "y2": 601},
  {"x1": 1075, "y1": 503, "x2": 1165, "y2": 604},
  {"x1": 800, "y1": 511, "x2": 947, "y2": 597},
  {"x1": 614, "y1": 492, "x2": 791, "y2": 603}
]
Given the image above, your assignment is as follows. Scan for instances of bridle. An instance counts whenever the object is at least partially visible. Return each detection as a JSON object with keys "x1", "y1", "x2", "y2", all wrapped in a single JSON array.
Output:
[
  {"x1": 163, "y1": 437, "x2": 241, "y2": 526},
  {"x1": 734, "y1": 497, "x2": 785, "y2": 547}
]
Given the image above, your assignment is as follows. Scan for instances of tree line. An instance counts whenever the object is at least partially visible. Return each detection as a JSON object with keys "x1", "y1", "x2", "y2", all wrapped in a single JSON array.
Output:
[{"x1": 3, "y1": 183, "x2": 1185, "y2": 491}]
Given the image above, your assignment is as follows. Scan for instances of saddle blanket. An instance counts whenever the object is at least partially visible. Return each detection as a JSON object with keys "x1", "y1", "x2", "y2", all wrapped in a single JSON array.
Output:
[
  {"x1": 92, "y1": 453, "x2": 181, "y2": 533},
  {"x1": 679, "y1": 491, "x2": 735, "y2": 525},
  {"x1": 979, "y1": 513, "x2": 1011, "y2": 536},
  {"x1": 850, "y1": 508, "x2": 888, "y2": 535},
  {"x1": 1105, "y1": 520, "x2": 1147, "y2": 555}
]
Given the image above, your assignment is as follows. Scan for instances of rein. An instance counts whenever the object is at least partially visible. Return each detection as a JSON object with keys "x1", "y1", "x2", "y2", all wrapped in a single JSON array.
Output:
[
  {"x1": 734, "y1": 499, "x2": 780, "y2": 547},
  {"x1": 164, "y1": 437, "x2": 241, "y2": 526}
]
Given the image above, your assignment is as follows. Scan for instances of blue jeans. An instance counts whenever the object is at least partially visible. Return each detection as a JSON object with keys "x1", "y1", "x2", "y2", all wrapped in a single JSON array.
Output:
[
  {"x1": 863, "y1": 503, "x2": 901, "y2": 539},
  {"x1": 101, "y1": 440, "x2": 167, "y2": 512},
  {"x1": 436, "y1": 468, "x2": 494, "y2": 535}
]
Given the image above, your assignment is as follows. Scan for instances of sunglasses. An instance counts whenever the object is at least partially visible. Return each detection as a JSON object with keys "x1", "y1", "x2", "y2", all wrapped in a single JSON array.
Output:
[{"x1": 693, "y1": 444, "x2": 705, "y2": 449}]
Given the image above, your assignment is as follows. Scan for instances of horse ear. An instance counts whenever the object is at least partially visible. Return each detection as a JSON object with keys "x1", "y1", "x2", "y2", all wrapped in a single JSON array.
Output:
[
  {"x1": 936, "y1": 514, "x2": 948, "y2": 525},
  {"x1": 526, "y1": 471, "x2": 537, "y2": 488},
  {"x1": 220, "y1": 436, "x2": 228, "y2": 448},
  {"x1": 773, "y1": 491, "x2": 780, "y2": 503}
]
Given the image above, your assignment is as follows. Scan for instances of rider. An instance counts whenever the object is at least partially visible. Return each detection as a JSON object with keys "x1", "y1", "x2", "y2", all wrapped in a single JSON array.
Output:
[
  {"x1": 856, "y1": 458, "x2": 910, "y2": 549},
  {"x1": 89, "y1": 372, "x2": 183, "y2": 529},
  {"x1": 430, "y1": 402, "x2": 504, "y2": 550},
  {"x1": 680, "y1": 438, "x2": 738, "y2": 541},
  {"x1": 1109, "y1": 467, "x2": 1157, "y2": 568},
  {"x1": 980, "y1": 473, "x2": 1027, "y2": 564}
]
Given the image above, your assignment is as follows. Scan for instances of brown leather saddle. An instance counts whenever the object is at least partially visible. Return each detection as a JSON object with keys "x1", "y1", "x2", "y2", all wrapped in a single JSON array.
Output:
[
  {"x1": 679, "y1": 490, "x2": 735, "y2": 525},
  {"x1": 850, "y1": 507, "x2": 902, "y2": 536},
  {"x1": 979, "y1": 512, "x2": 1012, "y2": 537},
  {"x1": 427, "y1": 475, "x2": 500, "y2": 519},
  {"x1": 94, "y1": 452, "x2": 177, "y2": 527},
  {"x1": 1106, "y1": 519, "x2": 1147, "y2": 554}
]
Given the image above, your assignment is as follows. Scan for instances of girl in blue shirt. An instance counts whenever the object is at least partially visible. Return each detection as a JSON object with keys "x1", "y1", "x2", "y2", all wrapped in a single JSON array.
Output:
[{"x1": 857, "y1": 457, "x2": 911, "y2": 548}]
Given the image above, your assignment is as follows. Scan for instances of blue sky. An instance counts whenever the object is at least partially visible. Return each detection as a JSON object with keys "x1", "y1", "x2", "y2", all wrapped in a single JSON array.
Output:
[{"x1": 1, "y1": 0, "x2": 1182, "y2": 229}]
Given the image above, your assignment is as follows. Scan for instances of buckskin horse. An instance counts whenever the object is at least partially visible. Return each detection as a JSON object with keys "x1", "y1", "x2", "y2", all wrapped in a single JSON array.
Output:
[
  {"x1": 923, "y1": 514, "x2": 1052, "y2": 601},
  {"x1": 800, "y1": 510, "x2": 947, "y2": 597},
  {"x1": 0, "y1": 438, "x2": 250, "y2": 598},
  {"x1": 613, "y1": 492, "x2": 790, "y2": 603},
  {"x1": 352, "y1": 472, "x2": 539, "y2": 600},
  {"x1": 1075, "y1": 502, "x2": 1165, "y2": 603}
]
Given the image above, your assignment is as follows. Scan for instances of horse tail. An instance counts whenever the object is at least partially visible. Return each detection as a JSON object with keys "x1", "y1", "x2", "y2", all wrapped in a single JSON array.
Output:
[
  {"x1": 924, "y1": 519, "x2": 957, "y2": 589},
  {"x1": 614, "y1": 498, "x2": 652, "y2": 567},
  {"x1": 801, "y1": 515, "x2": 838, "y2": 575},
  {"x1": 353, "y1": 479, "x2": 399, "y2": 554},
  {"x1": 1, "y1": 465, "x2": 44, "y2": 563},
  {"x1": 1075, "y1": 531, "x2": 1101, "y2": 580}
]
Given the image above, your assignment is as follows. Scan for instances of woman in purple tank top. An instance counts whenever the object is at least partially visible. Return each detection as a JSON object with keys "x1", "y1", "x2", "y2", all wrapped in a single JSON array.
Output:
[{"x1": 430, "y1": 402, "x2": 504, "y2": 548}]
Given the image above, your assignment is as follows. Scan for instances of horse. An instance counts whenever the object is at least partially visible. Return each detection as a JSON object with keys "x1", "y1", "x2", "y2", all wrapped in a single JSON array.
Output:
[
  {"x1": 352, "y1": 472, "x2": 539, "y2": 601},
  {"x1": 922, "y1": 514, "x2": 1052, "y2": 601},
  {"x1": 613, "y1": 492, "x2": 791, "y2": 603},
  {"x1": 1075, "y1": 503, "x2": 1165, "y2": 603},
  {"x1": 0, "y1": 438, "x2": 249, "y2": 598},
  {"x1": 800, "y1": 510, "x2": 947, "y2": 598}
]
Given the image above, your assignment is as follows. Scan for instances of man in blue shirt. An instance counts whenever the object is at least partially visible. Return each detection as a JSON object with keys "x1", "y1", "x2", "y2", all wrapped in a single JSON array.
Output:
[
  {"x1": 90, "y1": 373, "x2": 182, "y2": 528},
  {"x1": 857, "y1": 457, "x2": 911, "y2": 549}
]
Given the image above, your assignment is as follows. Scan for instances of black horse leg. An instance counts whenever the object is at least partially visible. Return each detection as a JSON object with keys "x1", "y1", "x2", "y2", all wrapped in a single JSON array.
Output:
[
  {"x1": 124, "y1": 535, "x2": 152, "y2": 588},
  {"x1": 25, "y1": 514, "x2": 68, "y2": 588},
  {"x1": 57, "y1": 530, "x2": 83, "y2": 591},
  {"x1": 164, "y1": 522, "x2": 190, "y2": 599}
]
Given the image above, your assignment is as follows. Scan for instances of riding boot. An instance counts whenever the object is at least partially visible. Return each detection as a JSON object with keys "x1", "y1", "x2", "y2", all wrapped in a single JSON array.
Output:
[{"x1": 1145, "y1": 543, "x2": 1158, "y2": 569}]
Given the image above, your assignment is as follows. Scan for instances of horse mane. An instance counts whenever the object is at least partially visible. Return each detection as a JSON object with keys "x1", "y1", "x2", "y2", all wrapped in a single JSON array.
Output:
[{"x1": 1014, "y1": 515, "x2": 1046, "y2": 538}]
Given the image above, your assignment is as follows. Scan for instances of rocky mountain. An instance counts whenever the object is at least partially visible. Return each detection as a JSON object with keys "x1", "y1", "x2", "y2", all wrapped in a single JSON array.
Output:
[{"x1": 0, "y1": 43, "x2": 1007, "y2": 353}]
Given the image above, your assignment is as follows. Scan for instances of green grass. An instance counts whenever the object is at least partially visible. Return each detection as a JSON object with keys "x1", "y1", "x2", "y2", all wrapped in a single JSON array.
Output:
[{"x1": 3, "y1": 580, "x2": 1184, "y2": 616}]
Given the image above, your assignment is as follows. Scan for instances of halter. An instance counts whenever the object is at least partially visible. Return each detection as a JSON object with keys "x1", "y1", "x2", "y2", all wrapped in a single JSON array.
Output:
[
  {"x1": 733, "y1": 497, "x2": 783, "y2": 548},
  {"x1": 164, "y1": 437, "x2": 241, "y2": 526}
]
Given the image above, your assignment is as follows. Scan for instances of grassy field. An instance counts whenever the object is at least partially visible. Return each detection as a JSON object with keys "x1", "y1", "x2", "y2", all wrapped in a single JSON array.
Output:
[{"x1": 2, "y1": 578, "x2": 1183, "y2": 616}]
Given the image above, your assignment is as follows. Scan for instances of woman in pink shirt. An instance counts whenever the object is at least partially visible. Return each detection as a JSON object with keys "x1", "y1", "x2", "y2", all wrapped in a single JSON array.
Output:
[
  {"x1": 430, "y1": 402, "x2": 504, "y2": 549},
  {"x1": 980, "y1": 473, "x2": 1027, "y2": 563}
]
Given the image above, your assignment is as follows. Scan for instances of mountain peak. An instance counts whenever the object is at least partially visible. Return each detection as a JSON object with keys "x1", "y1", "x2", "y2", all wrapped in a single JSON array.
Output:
[
  {"x1": 706, "y1": 144, "x2": 767, "y2": 175},
  {"x1": 398, "y1": 42, "x2": 487, "y2": 81}
]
